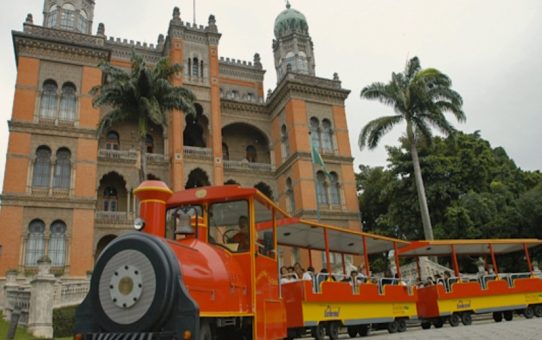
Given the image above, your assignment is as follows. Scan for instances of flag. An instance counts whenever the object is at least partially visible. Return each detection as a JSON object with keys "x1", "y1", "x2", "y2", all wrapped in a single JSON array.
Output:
[{"x1": 311, "y1": 144, "x2": 326, "y2": 170}]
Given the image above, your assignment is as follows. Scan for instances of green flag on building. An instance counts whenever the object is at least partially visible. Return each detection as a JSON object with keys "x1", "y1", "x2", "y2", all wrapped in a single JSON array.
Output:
[{"x1": 311, "y1": 144, "x2": 326, "y2": 169}]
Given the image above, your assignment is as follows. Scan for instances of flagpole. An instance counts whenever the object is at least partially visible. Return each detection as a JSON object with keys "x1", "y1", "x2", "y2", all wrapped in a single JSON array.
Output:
[{"x1": 309, "y1": 131, "x2": 321, "y2": 222}]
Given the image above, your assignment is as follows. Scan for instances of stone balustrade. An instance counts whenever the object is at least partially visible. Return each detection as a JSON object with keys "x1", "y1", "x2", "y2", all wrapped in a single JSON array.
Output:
[
  {"x1": 223, "y1": 159, "x2": 274, "y2": 172},
  {"x1": 183, "y1": 146, "x2": 213, "y2": 160}
]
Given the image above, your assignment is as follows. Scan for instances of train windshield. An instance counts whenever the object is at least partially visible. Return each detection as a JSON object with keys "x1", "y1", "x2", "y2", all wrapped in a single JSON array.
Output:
[{"x1": 208, "y1": 200, "x2": 250, "y2": 252}]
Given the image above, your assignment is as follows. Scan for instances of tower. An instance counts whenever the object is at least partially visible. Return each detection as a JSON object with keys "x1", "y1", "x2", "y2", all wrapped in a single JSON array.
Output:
[
  {"x1": 272, "y1": 1, "x2": 316, "y2": 82},
  {"x1": 43, "y1": 0, "x2": 95, "y2": 34}
]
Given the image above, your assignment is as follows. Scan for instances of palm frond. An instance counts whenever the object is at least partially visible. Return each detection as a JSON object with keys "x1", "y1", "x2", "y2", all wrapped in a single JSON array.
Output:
[{"x1": 358, "y1": 115, "x2": 403, "y2": 150}]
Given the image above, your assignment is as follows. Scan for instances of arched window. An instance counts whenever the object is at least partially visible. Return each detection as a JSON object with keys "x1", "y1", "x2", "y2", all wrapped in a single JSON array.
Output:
[
  {"x1": 146, "y1": 134, "x2": 154, "y2": 153},
  {"x1": 316, "y1": 171, "x2": 328, "y2": 205},
  {"x1": 106, "y1": 131, "x2": 120, "y2": 150},
  {"x1": 32, "y1": 146, "x2": 52, "y2": 187},
  {"x1": 59, "y1": 83, "x2": 76, "y2": 121},
  {"x1": 192, "y1": 57, "x2": 199, "y2": 77},
  {"x1": 255, "y1": 182, "x2": 273, "y2": 199},
  {"x1": 25, "y1": 220, "x2": 45, "y2": 266},
  {"x1": 246, "y1": 145, "x2": 257, "y2": 163},
  {"x1": 222, "y1": 143, "x2": 229, "y2": 161},
  {"x1": 286, "y1": 177, "x2": 295, "y2": 214},
  {"x1": 329, "y1": 172, "x2": 341, "y2": 205},
  {"x1": 225, "y1": 179, "x2": 238, "y2": 185},
  {"x1": 60, "y1": 3, "x2": 76, "y2": 30},
  {"x1": 46, "y1": 5, "x2": 58, "y2": 27},
  {"x1": 281, "y1": 124, "x2": 289, "y2": 158},
  {"x1": 321, "y1": 119, "x2": 333, "y2": 151},
  {"x1": 310, "y1": 117, "x2": 321, "y2": 149},
  {"x1": 53, "y1": 148, "x2": 71, "y2": 189},
  {"x1": 103, "y1": 187, "x2": 118, "y2": 212},
  {"x1": 200, "y1": 60, "x2": 204, "y2": 78},
  {"x1": 48, "y1": 221, "x2": 67, "y2": 266},
  {"x1": 78, "y1": 10, "x2": 88, "y2": 33},
  {"x1": 39, "y1": 80, "x2": 58, "y2": 119}
]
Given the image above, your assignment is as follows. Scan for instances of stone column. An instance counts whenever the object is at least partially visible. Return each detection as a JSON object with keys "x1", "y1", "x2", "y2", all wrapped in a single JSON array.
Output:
[
  {"x1": 28, "y1": 256, "x2": 56, "y2": 339},
  {"x1": 2, "y1": 270, "x2": 19, "y2": 321}
]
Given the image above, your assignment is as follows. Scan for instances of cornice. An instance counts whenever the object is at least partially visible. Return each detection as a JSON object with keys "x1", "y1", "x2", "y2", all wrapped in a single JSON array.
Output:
[
  {"x1": 267, "y1": 73, "x2": 351, "y2": 117},
  {"x1": 275, "y1": 151, "x2": 355, "y2": 176},
  {"x1": 0, "y1": 194, "x2": 96, "y2": 209},
  {"x1": 219, "y1": 62, "x2": 266, "y2": 83},
  {"x1": 13, "y1": 26, "x2": 110, "y2": 67},
  {"x1": 221, "y1": 99, "x2": 268, "y2": 115},
  {"x1": 9, "y1": 120, "x2": 97, "y2": 139}
]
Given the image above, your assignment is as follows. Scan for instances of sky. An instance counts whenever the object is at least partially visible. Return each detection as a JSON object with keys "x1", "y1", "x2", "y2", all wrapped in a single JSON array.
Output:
[{"x1": 0, "y1": 0, "x2": 541, "y2": 187}]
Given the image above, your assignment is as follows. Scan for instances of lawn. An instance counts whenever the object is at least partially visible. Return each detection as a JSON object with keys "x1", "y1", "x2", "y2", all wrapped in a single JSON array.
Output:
[{"x1": 0, "y1": 314, "x2": 71, "y2": 339}]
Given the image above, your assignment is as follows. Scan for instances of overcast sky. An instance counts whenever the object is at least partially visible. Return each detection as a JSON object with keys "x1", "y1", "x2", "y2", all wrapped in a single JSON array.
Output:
[{"x1": 1, "y1": 0, "x2": 541, "y2": 187}]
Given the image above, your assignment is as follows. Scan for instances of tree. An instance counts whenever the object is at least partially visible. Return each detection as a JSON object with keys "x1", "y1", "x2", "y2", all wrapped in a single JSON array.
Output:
[
  {"x1": 92, "y1": 54, "x2": 196, "y2": 182},
  {"x1": 358, "y1": 56, "x2": 465, "y2": 240}
]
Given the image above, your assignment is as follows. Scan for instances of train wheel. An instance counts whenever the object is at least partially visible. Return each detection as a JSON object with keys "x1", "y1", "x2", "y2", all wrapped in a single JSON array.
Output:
[
  {"x1": 534, "y1": 305, "x2": 542, "y2": 317},
  {"x1": 503, "y1": 311, "x2": 513, "y2": 321},
  {"x1": 461, "y1": 312, "x2": 473, "y2": 326},
  {"x1": 449, "y1": 313, "x2": 461, "y2": 327},
  {"x1": 347, "y1": 326, "x2": 358, "y2": 338},
  {"x1": 387, "y1": 320, "x2": 399, "y2": 334},
  {"x1": 311, "y1": 324, "x2": 325, "y2": 340},
  {"x1": 327, "y1": 322, "x2": 340, "y2": 340},
  {"x1": 421, "y1": 321, "x2": 431, "y2": 330},
  {"x1": 524, "y1": 306, "x2": 535, "y2": 319},
  {"x1": 397, "y1": 319, "x2": 407, "y2": 332},
  {"x1": 433, "y1": 319, "x2": 444, "y2": 328},
  {"x1": 493, "y1": 312, "x2": 503, "y2": 322},
  {"x1": 199, "y1": 321, "x2": 212, "y2": 340},
  {"x1": 359, "y1": 325, "x2": 370, "y2": 337}
]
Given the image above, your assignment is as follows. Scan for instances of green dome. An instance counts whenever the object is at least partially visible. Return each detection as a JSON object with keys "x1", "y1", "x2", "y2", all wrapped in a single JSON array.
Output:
[{"x1": 273, "y1": 2, "x2": 309, "y2": 38}]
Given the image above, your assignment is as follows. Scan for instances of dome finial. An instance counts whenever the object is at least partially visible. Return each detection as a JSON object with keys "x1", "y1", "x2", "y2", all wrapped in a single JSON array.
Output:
[{"x1": 286, "y1": 0, "x2": 291, "y2": 9}]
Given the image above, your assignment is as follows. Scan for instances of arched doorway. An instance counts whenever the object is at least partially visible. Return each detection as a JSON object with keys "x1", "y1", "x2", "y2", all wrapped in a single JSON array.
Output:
[
  {"x1": 95, "y1": 234, "x2": 117, "y2": 262},
  {"x1": 255, "y1": 182, "x2": 273, "y2": 200}
]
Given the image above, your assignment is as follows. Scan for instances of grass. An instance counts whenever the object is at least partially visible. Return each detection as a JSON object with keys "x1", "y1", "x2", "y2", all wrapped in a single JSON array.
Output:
[{"x1": 0, "y1": 314, "x2": 71, "y2": 339}]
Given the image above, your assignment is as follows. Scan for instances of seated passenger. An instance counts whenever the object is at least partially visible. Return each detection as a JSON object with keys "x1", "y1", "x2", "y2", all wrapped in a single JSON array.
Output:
[
  {"x1": 380, "y1": 269, "x2": 395, "y2": 286},
  {"x1": 394, "y1": 273, "x2": 407, "y2": 286},
  {"x1": 231, "y1": 215, "x2": 250, "y2": 251},
  {"x1": 302, "y1": 266, "x2": 315, "y2": 281},
  {"x1": 280, "y1": 266, "x2": 296, "y2": 284},
  {"x1": 294, "y1": 262, "x2": 305, "y2": 280}
]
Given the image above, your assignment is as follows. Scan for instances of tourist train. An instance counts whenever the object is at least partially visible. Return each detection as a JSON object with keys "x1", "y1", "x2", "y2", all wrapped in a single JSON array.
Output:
[{"x1": 74, "y1": 181, "x2": 542, "y2": 340}]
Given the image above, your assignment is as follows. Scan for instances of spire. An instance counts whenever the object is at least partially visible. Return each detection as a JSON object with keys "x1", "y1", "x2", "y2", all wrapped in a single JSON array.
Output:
[{"x1": 286, "y1": 0, "x2": 291, "y2": 9}]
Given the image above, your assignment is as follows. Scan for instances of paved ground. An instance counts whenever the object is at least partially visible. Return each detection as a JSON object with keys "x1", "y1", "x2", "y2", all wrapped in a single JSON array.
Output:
[{"x1": 345, "y1": 317, "x2": 542, "y2": 340}]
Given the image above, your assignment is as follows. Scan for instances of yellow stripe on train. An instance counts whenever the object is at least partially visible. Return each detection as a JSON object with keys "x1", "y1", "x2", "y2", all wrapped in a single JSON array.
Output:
[
  {"x1": 302, "y1": 302, "x2": 418, "y2": 324},
  {"x1": 438, "y1": 292, "x2": 542, "y2": 315}
]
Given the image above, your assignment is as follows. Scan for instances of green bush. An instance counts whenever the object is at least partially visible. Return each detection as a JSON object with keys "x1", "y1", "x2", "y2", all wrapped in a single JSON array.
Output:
[{"x1": 53, "y1": 305, "x2": 77, "y2": 338}]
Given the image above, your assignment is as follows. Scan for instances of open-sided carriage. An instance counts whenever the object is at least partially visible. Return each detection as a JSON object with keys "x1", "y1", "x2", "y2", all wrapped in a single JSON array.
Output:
[{"x1": 398, "y1": 239, "x2": 542, "y2": 328}]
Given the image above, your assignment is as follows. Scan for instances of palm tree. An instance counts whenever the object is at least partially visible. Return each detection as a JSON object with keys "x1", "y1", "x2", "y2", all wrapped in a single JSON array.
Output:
[
  {"x1": 359, "y1": 57, "x2": 465, "y2": 240},
  {"x1": 92, "y1": 54, "x2": 195, "y2": 182}
]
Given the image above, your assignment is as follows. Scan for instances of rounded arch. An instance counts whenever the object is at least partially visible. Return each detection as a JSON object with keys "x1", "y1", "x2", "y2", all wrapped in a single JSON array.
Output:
[
  {"x1": 98, "y1": 172, "x2": 128, "y2": 212},
  {"x1": 53, "y1": 147, "x2": 72, "y2": 189},
  {"x1": 147, "y1": 173, "x2": 161, "y2": 181},
  {"x1": 106, "y1": 130, "x2": 120, "y2": 150},
  {"x1": 254, "y1": 182, "x2": 273, "y2": 200},
  {"x1": 185, "y1": 168, "x2": 210, "y2": 189},
  {"x1": 25, "y1": 219, "x2": 46, "y2": 266},
  {"x1": 225, "y1": 179, "x2": 239, "y2": 185},
  {"x1": 32, "y1": 146, "x2": 52, "y2": 188},
  {"x1": 95, "y1": 234, "x2": 117, "y2": 262},
  {"x1": 222, "y1": 122, "x2": 271, "y2": 164},
  {"x1": 40, "y1": 80, "x2": 58, "y2": 119},
  {"x1": 184, "y1": 103, "x2": 208, "y2": 147}
]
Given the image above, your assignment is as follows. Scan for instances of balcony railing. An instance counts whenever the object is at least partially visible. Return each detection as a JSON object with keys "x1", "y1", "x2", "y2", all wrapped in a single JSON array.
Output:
[
  {"x1": 98, "y1": 149, "x2": 137, "y2": 161},
  {"x1": 146, "y1": 153, "x2": 167, "y2": 162},
  {"x1": 95, "y1": 211, "x2": 133, "y2": 225},
  {"x1": 184, "y1": 146, "x2": 213, "y2": 160},
  {"x1": 223, "y1": 160, "x2": 274, "y2": 172}
]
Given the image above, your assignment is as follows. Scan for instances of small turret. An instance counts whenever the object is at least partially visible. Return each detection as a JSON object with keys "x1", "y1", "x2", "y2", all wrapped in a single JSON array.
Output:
[{"x1": 42, "y1": 0, "x2": 95, "y2": 34}]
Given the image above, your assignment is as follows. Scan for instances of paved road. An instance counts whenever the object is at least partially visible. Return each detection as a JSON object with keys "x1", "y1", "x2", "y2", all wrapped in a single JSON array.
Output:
[{"x1": 345, "y1": 317, "x2": 542, "y2": 340}]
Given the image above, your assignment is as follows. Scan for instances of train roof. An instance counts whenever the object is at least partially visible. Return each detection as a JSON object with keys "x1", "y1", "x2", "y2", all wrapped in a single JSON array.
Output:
[
  {"x1": 167, "y1": 184, "x2": 408, "y2": 255},
  {"x1": 275, "y1": 217, "x2": 409, "y2": 255},
  {"x1": 398, "y1": 239, "x2": 542, "y2": 257}
]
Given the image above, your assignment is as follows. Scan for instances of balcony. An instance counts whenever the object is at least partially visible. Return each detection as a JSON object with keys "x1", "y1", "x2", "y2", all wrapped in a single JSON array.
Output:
[
  {"x1": 184, "y1": 146, "x2": 213, "y2": 161},
  {"x1": 98, "y1": 149, "x2": 137, "y2": 161},
  {"x1": 223, "y1": 160, "x2": 274, "y2": 173},
  {"x1": 95, "y1": 211, "x2": 133, "y2": 225}
]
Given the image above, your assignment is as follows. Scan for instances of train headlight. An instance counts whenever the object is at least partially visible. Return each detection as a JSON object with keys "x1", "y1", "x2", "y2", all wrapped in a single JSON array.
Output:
[{"x1": 134, "y1": 217, "x2": 145, "y2": 231}]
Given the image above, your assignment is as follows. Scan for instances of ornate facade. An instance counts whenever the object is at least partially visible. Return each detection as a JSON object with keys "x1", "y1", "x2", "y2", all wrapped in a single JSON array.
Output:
[{"x1": 0, "y1": 1, "x2": 360, "y2": 278}]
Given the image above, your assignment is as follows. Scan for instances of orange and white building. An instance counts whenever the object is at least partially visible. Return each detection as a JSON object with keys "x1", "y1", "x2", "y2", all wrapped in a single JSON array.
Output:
[{"x1": 0, "y1": 0, "x2": 360, "y2": 278}]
